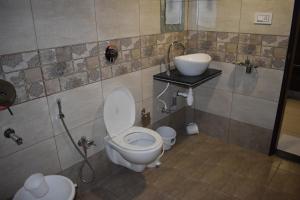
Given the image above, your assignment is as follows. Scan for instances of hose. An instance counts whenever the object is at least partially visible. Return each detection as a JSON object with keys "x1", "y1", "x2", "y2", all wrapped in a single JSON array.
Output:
[
  {"x1": 57, "y1": 99, "x2": 95, "y2": 183},
  {"x1": 156, "y1": 83, "x2": 170, "y2": 111}
]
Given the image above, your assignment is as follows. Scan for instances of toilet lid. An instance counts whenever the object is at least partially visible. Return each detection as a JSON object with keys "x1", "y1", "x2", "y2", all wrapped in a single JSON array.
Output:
[{"x1": 104, "y1": 87, "x2": 135, "y2": 137}]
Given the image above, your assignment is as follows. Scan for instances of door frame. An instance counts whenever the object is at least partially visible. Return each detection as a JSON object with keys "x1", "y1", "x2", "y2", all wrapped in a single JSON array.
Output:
[{"x1": 269, "y1": 0, "x2": 300, "y2": 155}]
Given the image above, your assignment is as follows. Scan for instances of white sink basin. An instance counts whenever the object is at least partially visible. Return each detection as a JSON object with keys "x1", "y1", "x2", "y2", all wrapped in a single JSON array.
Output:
[{"x1": 174, "y1": 53, "x2": 212, "y2": 76}]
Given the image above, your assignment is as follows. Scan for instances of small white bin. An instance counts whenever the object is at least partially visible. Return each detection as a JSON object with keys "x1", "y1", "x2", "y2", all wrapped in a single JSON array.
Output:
[{"x1": 156, "y1": 126, "x2": 176, "y2": 150}]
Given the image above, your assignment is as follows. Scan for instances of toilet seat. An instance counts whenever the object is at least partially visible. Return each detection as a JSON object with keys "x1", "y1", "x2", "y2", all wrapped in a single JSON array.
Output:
[
  {"x1": 104, "y1": 87, "x2": 162, "y2": 151},
  {"x1": 111, "y1": 126, "x2": 162, "y2": 151}
]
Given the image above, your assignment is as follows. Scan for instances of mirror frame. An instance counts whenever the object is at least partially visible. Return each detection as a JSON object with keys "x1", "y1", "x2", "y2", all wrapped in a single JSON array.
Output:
[{"x1": 160, "y1": 0, "x2": 185, "y2": 33}]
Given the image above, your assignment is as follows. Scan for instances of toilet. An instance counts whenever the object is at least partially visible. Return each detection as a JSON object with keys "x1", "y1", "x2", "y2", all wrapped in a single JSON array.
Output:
[{"x1": 103, "y1": 87, "x2": 163, "y2": 172}]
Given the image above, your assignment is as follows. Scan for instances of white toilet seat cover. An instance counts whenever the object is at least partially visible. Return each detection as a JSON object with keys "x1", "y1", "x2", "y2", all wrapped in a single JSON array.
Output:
[{"x1": 104, "y1": 87, "x2": 136, "y2": 137}]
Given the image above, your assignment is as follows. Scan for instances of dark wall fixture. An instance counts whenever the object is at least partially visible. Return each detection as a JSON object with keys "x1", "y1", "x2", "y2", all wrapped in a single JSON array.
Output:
[
  {"x1": 0, "y1": 79, "x2": 16, "y2": 115},
  {"x1": 105, "y1": 45, "x2": 118, "y2": 63}
]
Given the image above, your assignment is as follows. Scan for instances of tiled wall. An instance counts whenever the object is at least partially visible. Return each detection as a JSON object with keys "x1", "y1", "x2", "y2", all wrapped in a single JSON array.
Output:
[
  {"x1": 185, "y1": 0, "x2": 294, "y2": 153},
  {"x1": 0, "y1": 0, "x2": 188, "y2": 198},
  {"x1": 0, "y1": 0, "x2": 295, "y2": 198},
  {"x1": 192, "y1": 61, "x2": 283, "y2": 153}
]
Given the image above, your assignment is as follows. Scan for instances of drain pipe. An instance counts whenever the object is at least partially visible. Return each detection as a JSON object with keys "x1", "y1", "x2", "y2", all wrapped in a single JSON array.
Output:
[{"x1": 177, "y1": 88, "x2": 193, "y2": 106}]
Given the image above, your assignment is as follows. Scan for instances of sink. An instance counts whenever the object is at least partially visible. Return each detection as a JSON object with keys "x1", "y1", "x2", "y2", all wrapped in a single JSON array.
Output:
[{"x1": 174, "y1": 53, "x2": 212, "y2": 76}]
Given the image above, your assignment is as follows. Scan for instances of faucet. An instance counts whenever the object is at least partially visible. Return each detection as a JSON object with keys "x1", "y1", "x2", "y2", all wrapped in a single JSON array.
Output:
[
  {"x1": 78, "y1": 136, "x2": 96, "y2": 152},
  {"x1": 236, "y1": 57, "x2": 258, "y2": 74},
  {"x1": 4, "y1": 128, "x2": 23, "y2": 145},
  {"x1": 167, "y1": 41, "x2": 185, "y2": 76}
]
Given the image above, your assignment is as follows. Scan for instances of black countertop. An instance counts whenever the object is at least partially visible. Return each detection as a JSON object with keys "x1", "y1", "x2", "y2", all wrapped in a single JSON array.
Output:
[{"x1": 153, "y1": 68, "x2": 222, "y2": 88}]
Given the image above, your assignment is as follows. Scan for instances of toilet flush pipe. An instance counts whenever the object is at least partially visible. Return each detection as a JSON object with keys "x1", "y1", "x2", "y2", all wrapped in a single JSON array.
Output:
[{"x1": 156, "y1": 83, "x2": 170, "y2": 112}]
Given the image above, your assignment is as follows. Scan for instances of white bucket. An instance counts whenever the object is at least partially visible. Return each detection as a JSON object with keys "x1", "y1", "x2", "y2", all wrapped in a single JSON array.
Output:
[
  {"x1": 14, "y1": 175, "x2": 76, "y2": 200},
  {"x1": 156, "y1": 126, "x2": 176, "y2": 150}
]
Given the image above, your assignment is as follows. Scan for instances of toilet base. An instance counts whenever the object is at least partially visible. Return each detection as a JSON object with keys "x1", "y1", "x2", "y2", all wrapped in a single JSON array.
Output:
[
  {"x1": 104, "y1": 136, "x2": 146, "y2": 172},
  {"x1": 105, "y1": 144, "x2": 146, "y2": 172}
]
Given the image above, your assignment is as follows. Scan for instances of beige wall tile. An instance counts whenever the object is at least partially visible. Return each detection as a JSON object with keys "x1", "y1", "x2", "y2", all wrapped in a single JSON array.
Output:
[
  {"x1": 142, "y1": 65, "x2": 161, "y2": 100},
  {"x1": 0, "y1": 0, "x2": 37, "y2": 55},
  {"x1": 140, "y1": 0, "x2": 161, "y2": 35},
  {"x1": 194, "y1": 87, "x2": 233, "y2": 118},
  {"x1": 95, "y1": 0, "x2": 140, "y2": 40},
  {"x1": 32, "y1": 0, "x2": 97, "y2": 49},
  {"x1": 239, "y1": 0, "x2": 294, "y2": 36},
  {"x1": 55, "y1": 118, "x2": 106, "y2": 169},
  {"x1": 231, "y1": 94, "x2": 278, "y2": 129},
  {"x1": 0, "y1": 98, "x2": 54, "y2": 157},
  {"x1": 47, "y1": 82, "x2": 103, "y2": 135},
  {"x1": 102, "y1": 70, "x2": 142, "y2": 102}
]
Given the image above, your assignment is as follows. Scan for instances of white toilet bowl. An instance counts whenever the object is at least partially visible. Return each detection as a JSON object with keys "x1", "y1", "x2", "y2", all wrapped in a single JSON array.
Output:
[{"x1": 103, "y1": 87, "x2": 163, "y2": 172}]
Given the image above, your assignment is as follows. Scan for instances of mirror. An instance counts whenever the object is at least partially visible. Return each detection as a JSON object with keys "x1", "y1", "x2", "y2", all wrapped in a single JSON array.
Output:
[{"x1": 161, "y1": 0, "x2": 185, "y2": 33}]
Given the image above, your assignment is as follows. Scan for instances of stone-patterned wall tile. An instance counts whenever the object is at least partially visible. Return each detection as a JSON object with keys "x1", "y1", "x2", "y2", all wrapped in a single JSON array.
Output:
[
  {"x1": 207, "y1": 51, "x2": 225, "y2": 62},
  {"x1": 86, "y1": 56, "x2": 100, "y2": 69},
  {"x1": 101, "y1": 67, "x2": 112, "y2": 80},
  {"x1": 254, "y1": 56, "x2": 272, "y2": 68},
  {"x1": 261, "y1": 46, "x2": 273, "y2": 57},
  {"x1": 157, "y1": 33, "x2": 172, "y2": 45},
  {"x1": 206, "y1": 32, "x2": 217, "y2": 42},
  {"x1": 86, "y1": 42, "x2": 99, "y2": 57},
  {"x1": 59, "y1": 72, "x2": 88, "y2": 91},
  {"x1": 1, "y1": 51, "x2": 39, "y2": 72},
  {"x1": 239, "y1": 34, "x2": 262, "y2": 45},
  {"x1": 26, "y1": 81, "x2": 45, "y2": 100},
  {"x1": 0, "y1": 53, "x2": 24, "y2": 73},
  {"x1": 45, "y1": 79, "x2": 60, "y2": 95},
  {"x1": 262, "y1": 35, "x2": 289, "y2": 47},
  {"x1": 122, "y1": 50, "x2": 131, "y2": 62},
  {"x1": 14, "y1": 86, "x2": 28, "y2": 104},
  {"x1": 273, "y1": 47, "x2": 287, "y2": 59},
  {"x1": 42, "y1": 61, "x2": 74, "y2": 80},
  {"x1": 112, "y1": 62, "x2": 131, "y2": 77},
  {"x1": 71, "y1": 43, "x2": 98, "y2": 60},
  {"x1": 39, "y1": 49, "x2": 57, "y2": 65},
  {"x1": 71, "y1": 44, "x2": 87, "y2": 59},
  {"x1": 198, "y1": 41, "x2": 217, "y2": 51},
  {"x1": 238, "y1": 44, "x2": 261, "y2": 55},
  {"x1": 24, "y1": 51, "x2": 40, "y2": 69},
  {"x1": 121, "y1": 37, "x2": 140, "y2": 50},
  {"x1": 73, "y1": 59, "x2": 87, "y2": 72},
  {"x1": 131, "y1": 48, "x2": 141, "y2": 60},
  {"x1": 141, "y1": 46, "x2": 157, "y2": 58},
  {"x1": 217, "y1": 43, "x2": 225, "y2": 52},
  {"x1": 225, "y1": 53, "x2": 237, "y2": 63},
  {"x1": 24, "y1": 68, "x2": 42, "y2": 83},
  {"x1": 87, "y1": 68, "x2": 101, "y2": 83},
  {"x1": 173, "y1": 31, "x2": 185, "y2": 41},
  {"x1": 187, "y1": 40, "x2": 198, "y2": 49},
  {"x1": 225, "y1": 43, "x2": 238, "y2": 54},
  {"x1": 186, "y1": 31, "x2": 198, "y2": 41},
  {"x1": 217, "y1": 32, "x2": 239, "y2": 43},
  {"x1": 198, "y1": 31, "x2": 207, "y2": 41},
  {"x1": 236, "y1": 54, "x2": 255, "y2": 64},
  {"x1": 55, "y1": 46, "x2": 72, "y2": 62},
  {"x1": 4, "y1": 71, "x2": 25, "y2": 87},
  {"x1": 131, "y1": 59, "x2": 142, "y2": 72},
  {"x1": 272, "y1": 58, "x2": 286, "y2": 70},
  {"x1": 141, "y1": 35, "x2": 157, "y2": 47}
]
